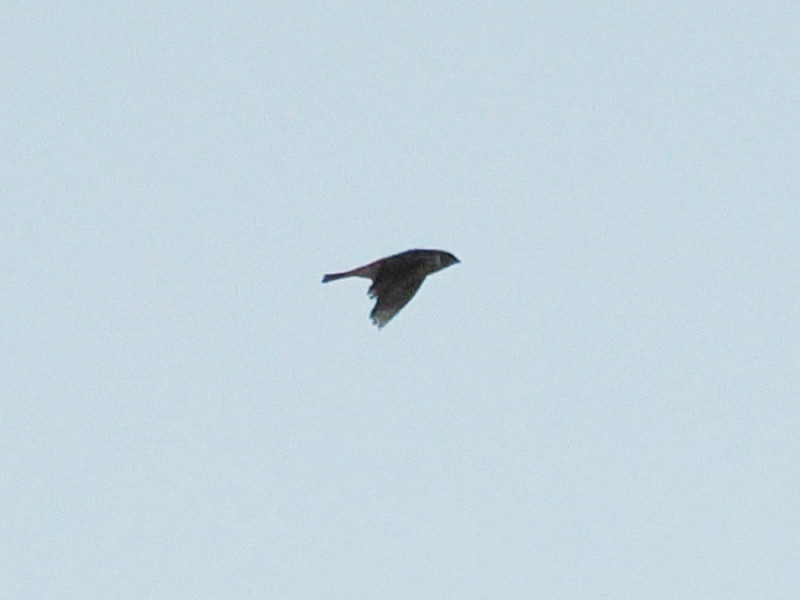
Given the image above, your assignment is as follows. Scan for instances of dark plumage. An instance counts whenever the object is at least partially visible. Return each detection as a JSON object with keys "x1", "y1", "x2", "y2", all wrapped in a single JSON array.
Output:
[{"x1": 322, "y1": 249, "x2": 460, "y2": 328}]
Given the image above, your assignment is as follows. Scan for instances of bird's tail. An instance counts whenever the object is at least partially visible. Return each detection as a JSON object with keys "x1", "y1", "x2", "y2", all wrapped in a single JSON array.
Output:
[
  {"x1": 322, "y1": 270, "x2": 357, "y2": 283},
  {"x1": 322, "y1": 263, "x2": 377, "y2": 283}
]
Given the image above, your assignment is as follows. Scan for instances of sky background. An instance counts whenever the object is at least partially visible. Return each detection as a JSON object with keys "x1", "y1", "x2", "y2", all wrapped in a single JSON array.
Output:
[{"x1": 3, "y1": 2, "x2": 799, "y2": 598}]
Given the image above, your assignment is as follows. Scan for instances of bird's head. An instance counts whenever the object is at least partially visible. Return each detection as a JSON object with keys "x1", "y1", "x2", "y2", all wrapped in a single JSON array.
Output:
[{"x1": 436, "y1": 251, "x2": 460, "y2": 270}]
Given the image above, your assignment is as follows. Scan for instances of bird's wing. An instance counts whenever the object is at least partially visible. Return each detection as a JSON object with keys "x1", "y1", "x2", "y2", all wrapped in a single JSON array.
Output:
[{"x1": 369, "y1": 276, "x2": 425, "y2": 328}]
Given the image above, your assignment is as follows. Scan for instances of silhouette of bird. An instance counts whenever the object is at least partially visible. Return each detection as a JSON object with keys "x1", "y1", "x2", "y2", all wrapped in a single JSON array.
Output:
[{"x1": 322, "y1": 249, "x2": 460, "y2": 328}]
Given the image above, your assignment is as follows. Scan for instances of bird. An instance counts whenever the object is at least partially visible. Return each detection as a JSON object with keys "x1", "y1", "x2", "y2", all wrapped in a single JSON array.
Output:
[{"x1": 322, "y1": 249, "x2": 460, "y2": 328}]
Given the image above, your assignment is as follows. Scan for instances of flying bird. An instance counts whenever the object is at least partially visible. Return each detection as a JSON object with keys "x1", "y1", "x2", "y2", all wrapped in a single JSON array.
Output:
[{"x1": 322, "y1": 249, "x2": 460, "y2": 328}]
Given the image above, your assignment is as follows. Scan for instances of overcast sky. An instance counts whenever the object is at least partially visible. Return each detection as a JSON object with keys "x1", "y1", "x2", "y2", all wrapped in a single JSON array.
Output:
[{"x1": 3, "y1": 2, "x2": 799, "y2": 598}]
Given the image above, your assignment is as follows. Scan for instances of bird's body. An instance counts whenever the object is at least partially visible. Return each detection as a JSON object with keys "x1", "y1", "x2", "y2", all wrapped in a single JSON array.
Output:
[{"x1": 323, "y1": 249, "x2": 459, "y2": 328}]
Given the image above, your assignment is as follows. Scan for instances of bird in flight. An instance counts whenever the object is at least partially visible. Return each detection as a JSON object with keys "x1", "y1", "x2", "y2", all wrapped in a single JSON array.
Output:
[{"x1": 323, "y1": 249, "x2": 460, "y2": 328}]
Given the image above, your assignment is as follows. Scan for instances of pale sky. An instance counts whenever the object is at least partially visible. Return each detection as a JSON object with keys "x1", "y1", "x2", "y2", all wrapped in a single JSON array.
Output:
[{"x1": 3, "y1": 2, "x2": 799, "y2": 598}]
